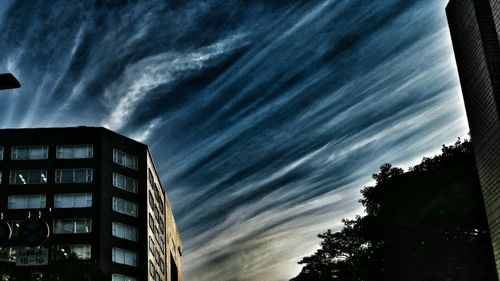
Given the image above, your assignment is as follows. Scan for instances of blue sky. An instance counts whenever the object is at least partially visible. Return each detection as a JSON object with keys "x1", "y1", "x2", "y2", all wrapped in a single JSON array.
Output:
[{"x1": 0, "y1": 1, "x2": 468, "y2": 280}]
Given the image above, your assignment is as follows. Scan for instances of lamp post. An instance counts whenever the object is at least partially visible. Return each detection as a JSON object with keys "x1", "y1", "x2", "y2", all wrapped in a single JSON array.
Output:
[{"x1": 0, "y1": 73, "x2": 21, "y2": 90}]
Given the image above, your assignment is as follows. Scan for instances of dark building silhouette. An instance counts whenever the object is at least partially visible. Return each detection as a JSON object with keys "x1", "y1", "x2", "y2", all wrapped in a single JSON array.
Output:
[
  {"x1": 0, "y1": 127, "x2": 183, "y2": 281},
  {"x1": 446, "y1": 0, "x2": 500, "y2": 276}
]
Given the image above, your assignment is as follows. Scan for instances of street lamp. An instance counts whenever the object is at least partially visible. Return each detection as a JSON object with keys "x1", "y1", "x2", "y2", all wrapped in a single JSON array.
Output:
[{"x1": 0, "y1": 73, "x2": 21, "y2": 90}]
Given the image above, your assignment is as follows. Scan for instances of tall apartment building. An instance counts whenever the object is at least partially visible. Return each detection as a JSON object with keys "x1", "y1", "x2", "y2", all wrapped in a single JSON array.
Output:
[
  {"x1": 446, "y1": 0, "x2": 500, "y2": 276},
  {"x1": 0, "y1": 127, "x2": 182, "y2": 281}
]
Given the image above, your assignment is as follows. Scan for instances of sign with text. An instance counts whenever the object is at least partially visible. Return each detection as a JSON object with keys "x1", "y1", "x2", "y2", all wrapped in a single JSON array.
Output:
[
  {"x1": 16, "y1": 248, "x2": 48, "y2": 266},
  {"x1": 0, "y1": 248, "x2": 13, "y2": 262}
]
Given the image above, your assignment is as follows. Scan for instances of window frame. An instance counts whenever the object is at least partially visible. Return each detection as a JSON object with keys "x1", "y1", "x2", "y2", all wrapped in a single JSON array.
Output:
[
  {"x1": 55, "y1": 168, "x2": 93, "y2": 183},
  {"x1": 53, "y1": 244, "x2": 91, "y2": 260},
  {"x1": 113, "y1": 149, "x2": 138, "y2": 170},
  {"x1": 112, "y1": 173, "x2": 138, "y2": 194},
  {"x1": 8, "y1": 194, "x2": 46, "y2": 209},
  {"x1": 9, "y1": 170, "x2": 48, "y2": 185},
  {"x1": 112, "y1": 197, "x2": 138, "y2": 217},
  {"x1": 112, "y1": 247, "x2": 138, "y2": 267},
  {"x1": 54, "y1": 193, "x2": 93, "y2": 209},
  {"x1": 112, "y1": 221, "x2": 138, "y2": 242},
  {"x1": 53, "y1": 219, "x2": 92, "y2": 234},
  {"x1": 56, "y1": 144, "x2": 93, "y2": 159},
  {"x1": 11, "y1": 146, "x2": 49, "y2": 160}
]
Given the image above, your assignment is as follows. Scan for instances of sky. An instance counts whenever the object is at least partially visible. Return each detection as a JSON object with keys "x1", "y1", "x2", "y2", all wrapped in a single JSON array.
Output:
[{"x1": 0, "y1": 1, "x2": 469, "y2": 280}]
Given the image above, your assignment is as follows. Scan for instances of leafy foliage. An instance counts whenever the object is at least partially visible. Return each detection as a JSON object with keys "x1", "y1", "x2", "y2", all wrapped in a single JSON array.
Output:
[{"x1": 291, "y1": 138, "x2": 497, "y2": 281}]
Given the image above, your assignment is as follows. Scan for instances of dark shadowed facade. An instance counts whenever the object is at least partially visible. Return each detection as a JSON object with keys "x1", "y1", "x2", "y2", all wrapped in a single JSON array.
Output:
[
  {"x1": 0, "y1": 127, "x2": 182, "y2": 281},
  {"x1": 446, "y1": 0, "x2": 500, "y2": 276}
]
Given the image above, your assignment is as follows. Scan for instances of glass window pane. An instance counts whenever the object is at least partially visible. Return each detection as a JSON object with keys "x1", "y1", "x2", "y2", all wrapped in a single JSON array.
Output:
[
  {"x1": 113, "y1": 150, "x2": 137, "y2": 170},
  {"x1": 62, "y1": 221, "x2": 74, "y2": 234},
  {"x1": 12, "y1": 146, "x2": 48, "y2": 160},
  {"x1": 54, "y1": 194, "x2": 92, "y2": 208},
  {"x1": 57, "y1": 145, "x2": 93, "y2": 159},
  {"x1": 10, "y1": 170, "x2": 47, "y2": 184},
  {"x1": 8, "y1": 195, "x2": 45, "y2": 209}
]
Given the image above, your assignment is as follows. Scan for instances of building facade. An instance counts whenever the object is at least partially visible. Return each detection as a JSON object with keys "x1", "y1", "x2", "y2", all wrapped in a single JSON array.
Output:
[
  {"x1": 446, "y1": 0, "x2": 500, "y2": 276},
  {"x1": 0, "y1": 127, "x2": 182, "y2": 281}
]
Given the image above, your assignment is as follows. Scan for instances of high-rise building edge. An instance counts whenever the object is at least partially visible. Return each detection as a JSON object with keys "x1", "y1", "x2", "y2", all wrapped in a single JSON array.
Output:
[
  {"x1": 0, "y1": 127, "x2": 183, "y2": 281},
  {"x1": 446, "y1": 0, "x2": 500, "y2": 277}
]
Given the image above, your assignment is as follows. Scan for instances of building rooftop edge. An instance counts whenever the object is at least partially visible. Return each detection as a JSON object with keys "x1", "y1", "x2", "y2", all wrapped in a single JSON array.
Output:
[{"x1": 0, "y1": 126, "x2": 147, "y2": 148}]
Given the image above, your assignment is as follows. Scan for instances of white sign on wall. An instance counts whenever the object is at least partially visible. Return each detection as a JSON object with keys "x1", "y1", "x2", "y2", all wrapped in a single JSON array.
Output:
[{"x1": 16, "y1": 248, "x2": 48, "y2": 266}]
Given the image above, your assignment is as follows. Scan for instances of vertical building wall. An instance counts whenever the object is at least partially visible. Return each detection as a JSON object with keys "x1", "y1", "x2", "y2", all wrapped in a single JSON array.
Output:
[
  {"x1": 165, "y1": 192, "x2": 183, "y2": 281},
  {"x1": 447, "y1": 0, "x2": 500, "y2": 276},
  {"x1": 146, "y1": 152, "x2": 167, "y2": 280}
]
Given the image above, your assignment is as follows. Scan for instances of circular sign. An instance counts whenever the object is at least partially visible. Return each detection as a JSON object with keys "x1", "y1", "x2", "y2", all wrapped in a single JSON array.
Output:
[
  {"x1": 18, "y1": 219, "x2": 50, "y2": 248},
  {"x1": 0, "y1": 220, "x2": 12, "y2": 246}
]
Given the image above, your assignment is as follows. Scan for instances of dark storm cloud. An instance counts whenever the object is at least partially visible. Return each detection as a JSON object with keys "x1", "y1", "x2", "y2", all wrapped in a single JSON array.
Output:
[{"x1": 0, "y1": 0, "x2": 467, "y2": 280}]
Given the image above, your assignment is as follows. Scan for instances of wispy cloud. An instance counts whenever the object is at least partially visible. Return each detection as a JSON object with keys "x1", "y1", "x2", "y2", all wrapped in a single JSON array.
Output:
[{"x1": 0, "y1": 1, "x2": 466, "y2": 280}]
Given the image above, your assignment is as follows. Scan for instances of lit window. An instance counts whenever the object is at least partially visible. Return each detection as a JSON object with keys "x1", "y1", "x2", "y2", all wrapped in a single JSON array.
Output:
[
  {"x1": 112, "y1": 222, "x2": 138, "y2": 242},
  {"x1": 0, "y1": 171, "x2": 2, "y2": 184},
  {"x1": 113, "y1": 150, "x2": 138, "y2": 170},
  {"x1": 113, "y1": 173, "x2": 138, "y2": 193},
  {"x1": 112, "y1": 197, "x2": 138, "y2": 217},
  {"x1": 111, "y1": 274, "x2": 137, "y2": 281},
  {"x1": 11, "y1": 146, "x2": 48, "y2": 160},
  {"x1": 8, "y1": 195, "x2": 46, "y2": 209},
  {"x1": 55, "y1": 169, "x2": 93, "y2": 183},
  {"x1": 53, "y1": 219, "x2": 91, "y2": 234},
  {"x1": 56, "y1": 145, "x2": 93, "y2": 159},
  {"x1": 54, "y1": 193, "x2": 92, "y2": 208},
  {"x1": 112, "y1": 247, "x2": 137, "y2": 267},
  {"x1": 0, "y1": 147, "x2": 3, "y2": 160},
  {"x1": 10, "y1": 170, "x2": 47, "y2": 185},
  {"x1": 53, "y1": 245, "x2": 91, "y2": 260}
]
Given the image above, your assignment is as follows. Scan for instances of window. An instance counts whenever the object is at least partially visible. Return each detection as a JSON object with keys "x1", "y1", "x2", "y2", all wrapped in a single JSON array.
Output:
[
  {"x1": 112, "y1": 247, "x2": 137, "y2": 267},
  {"x1": 112, "y1": 222, "x2": 138, "y2": 242},
  {"x1": 112, "y1": 274, "x2": 137, "y2": 281},
  {"x1": 56, "y1": 145, "x2": 93, "y2": 159},
  {"x1": 8, "y1": 195, "x2": 46, "y2": 209},
  {"x1": 149, "y1": 237, "x2": 155, "y2": 254},
  {"x1": 53, "y1": 219, "x2": 91, "y2": 234},
  {"x1": 113, "y1": 150, "x2": 138, "y2": 170},
  {"x1": 0, "y1": 171, "x2": 2, "y2": 184},
  {"x1": 112, "y1": 197, "x2": 138, "y2": 217},
  {"x1": 11, "y1": 146, "x2": 48, "y2": 160},
  {"x1": 113, "y1": 173, "x2": 138, "y2": 193},
  {"x1": 53, "y1": 245, "x2": 91, "y2": 259},
  {"x1": 54, "y1": 193, "x2": 92, "y2": 208},
  {"x1": 10, "y1": 170, "x2": 47, "y2": 184},
  {"x1": 55, "y1": 169, "x2": 93, "y2": 183},
  {"x1": 149, "y1": 260, "x2": 155, "y2": 278},
  {"x1": 0, "y1": 147, "x2": 3, "y2": 160}
]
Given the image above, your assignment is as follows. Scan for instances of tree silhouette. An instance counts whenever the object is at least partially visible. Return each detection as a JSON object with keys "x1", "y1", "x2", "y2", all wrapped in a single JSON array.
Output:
[{"x1": 291, "y1": 138, "x2": 497, "y2": 281}]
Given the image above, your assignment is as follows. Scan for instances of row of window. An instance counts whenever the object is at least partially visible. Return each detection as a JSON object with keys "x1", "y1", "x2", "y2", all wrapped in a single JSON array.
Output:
[
  {"x1": 1, "y1": 145, "x2": 92, "y2": 160},
  {"x1": 5, "y1": 169, "x2": 91, "y2": 185},
  {"x1": 0, "y1": 146, "x2": 138, "y2": 170},
  {"x1": 3, "y1": 169, "x2": 138, "y2": 193},
  {"x1": 10, "y1": 219, "x2": 137, "y2": 242},
  {"x1": 8, "y1": 193, "x2": 91, "y2": 209},
  {"x1": 6, "y1": 194, "x2": 138, "y2": 217}
]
